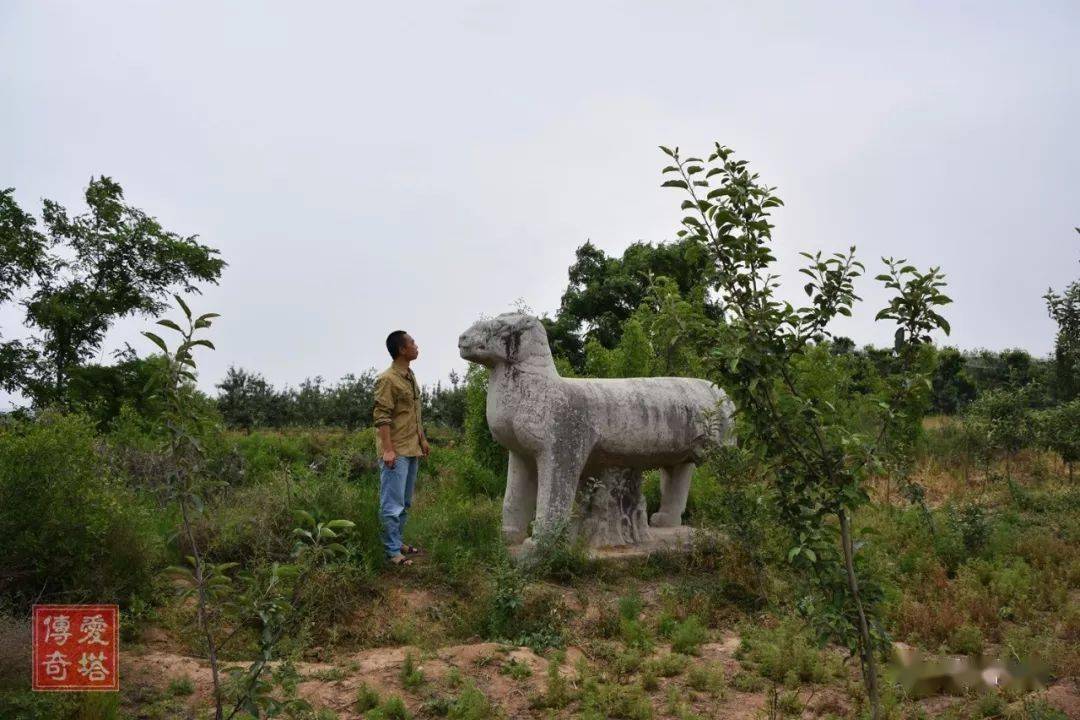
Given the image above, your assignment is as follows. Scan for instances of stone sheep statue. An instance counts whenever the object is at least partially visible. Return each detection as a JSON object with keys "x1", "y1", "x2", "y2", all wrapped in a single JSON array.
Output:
[{"x1": 457, "y1": 312, "x2": 734, "y2": 546}]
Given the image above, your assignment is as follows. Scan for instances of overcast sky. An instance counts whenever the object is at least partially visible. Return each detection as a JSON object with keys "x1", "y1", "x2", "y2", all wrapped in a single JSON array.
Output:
[{"x1": 2, "y1": 1, "x2": 1078, "y2": 406}]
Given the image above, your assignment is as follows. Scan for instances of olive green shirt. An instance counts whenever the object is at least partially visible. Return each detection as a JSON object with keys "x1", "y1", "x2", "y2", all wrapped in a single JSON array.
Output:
[{"x1": 373, "y1": 364, "x2": 424, "y2": 457}]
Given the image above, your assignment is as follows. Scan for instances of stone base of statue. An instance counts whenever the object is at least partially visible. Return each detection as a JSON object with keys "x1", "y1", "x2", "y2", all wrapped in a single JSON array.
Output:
[
  {"x1": 507, "y1": 466, "x2": 712, "y2": 561},
  {"x1": 572, "y1": 468, "x2": 652, "y2": 547}
]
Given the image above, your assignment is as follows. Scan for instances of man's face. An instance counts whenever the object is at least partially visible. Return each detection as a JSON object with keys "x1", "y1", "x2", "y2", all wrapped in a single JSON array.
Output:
[{"x1": 400, "y1": 334, "x2": 419, "y2": 361}]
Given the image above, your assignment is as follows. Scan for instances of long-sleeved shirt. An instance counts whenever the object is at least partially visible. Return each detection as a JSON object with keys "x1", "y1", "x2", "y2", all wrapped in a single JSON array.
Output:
[{"x1": 372, "y1": 364, "x2": 424, "y2": 457}]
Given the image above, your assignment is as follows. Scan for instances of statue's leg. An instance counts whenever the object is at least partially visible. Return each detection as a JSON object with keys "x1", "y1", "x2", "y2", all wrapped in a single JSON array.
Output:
[
  {"x1": 650, "y1": 462, "x2": 694, "y2": 528},
  {"x1": 532, "y1": 447, "x2": 586, "y2": 540},
  {"x1": 502, "y1": 451, "x2": 536, "y2": 544}
]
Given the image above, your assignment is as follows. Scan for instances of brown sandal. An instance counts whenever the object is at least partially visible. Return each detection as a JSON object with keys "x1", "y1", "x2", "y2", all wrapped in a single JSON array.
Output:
[
  {"x1": 402, "y1": 544, "x2": 422, "y2": 555},
  {"x1": 389, "y1": 554, "x2": 414, "y2": 567}
]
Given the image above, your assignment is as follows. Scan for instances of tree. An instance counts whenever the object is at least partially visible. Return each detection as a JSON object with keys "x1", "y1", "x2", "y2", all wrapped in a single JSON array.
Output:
[
  {"x1": 964, "y1": 387, "x2": 1033, "y2": 480},
  {"x1": 930, "y1": 347, "x2": 977, "y2": 414},
  {"x1": 1037, "y1": 400, "x2": 1080, "y2": 482},
  {"x1": 216, "y1": 366, "x2": 281, "y2": 432},
  {"x1": 1, "y1": 177, "x2": 225, "y2": 407},
  {"x1": 0, "y1": 187, "x2": 53, "y2": 394},
  {"x1": 556, "y1": 237, "x2": 719, "y2": 360},
  {"x1": 661, "y1": 142, "x2": 950, "y2": 719},
  {"x1": 1044, "y1": 230, "x2": 1080, "y2": 402}
]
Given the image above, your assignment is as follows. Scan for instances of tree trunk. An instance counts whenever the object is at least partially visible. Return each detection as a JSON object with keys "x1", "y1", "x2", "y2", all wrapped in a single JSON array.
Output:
[
  {"x1": 181, "y1": 495, "x2": 223, "y2": 720},
  {"x1": 839, "y1": 509, "x2": 880, "y2": 720}
]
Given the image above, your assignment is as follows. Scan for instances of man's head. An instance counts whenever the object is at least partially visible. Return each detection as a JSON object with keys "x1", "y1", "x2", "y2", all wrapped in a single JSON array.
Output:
[{"x1": 386, "y1": 330, "x2": 419, "y2": 362}]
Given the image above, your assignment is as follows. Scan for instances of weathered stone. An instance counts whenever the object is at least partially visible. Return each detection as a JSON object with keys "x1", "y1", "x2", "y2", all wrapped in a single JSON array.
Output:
[
  {"x1": 573, "y1": 467, "x2": 652, "y2": 548},
  {"x1": 457, "y1": 312, "x2": 734, "y2": 547}
]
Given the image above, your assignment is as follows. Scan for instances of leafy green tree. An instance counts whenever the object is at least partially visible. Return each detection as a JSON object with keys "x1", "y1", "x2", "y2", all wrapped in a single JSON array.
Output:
[
  {"x1": 216, "y1": 366, "x2": 282, "y2": 431},
  {"x1": 0, "y1": 188, "x2": 53, "y2": 393},
  {"x1": 632, "y1": 276, "x2": 711, "y2": 377},
  {"x1": 422, "y1": 369, "x2": 468, "y2": 429},
  {"x1": 64, "y1": 349, "x2": 169, "y2": 429},
  {"x1": 963, "y1": 387, "x2": 1033, "y2": 480},
  {"x1": 614, "y1": 317, "x2": 652, "y2": 377},
  {"x1": 464, "y1": 364, "x2": 506, "y2": 475},
  {"x1": 556, "y1": 237, "x2": 718, "y2": 357},
  {"x1": 1044, "y1": 230, "x2": 1080, "y2": 402},
  {"x1": 930, "y1": 347, "x2": 977, "y2": 414},
  {"x1": 661, "y1": 142, "x2": 951, "y2": 718},
  {"x1": 1, "y1": 177, "x2": 224, "y2": 407},
  {"x1": 1036, "y1": 399, "x2": 1080, "y2": 482}
]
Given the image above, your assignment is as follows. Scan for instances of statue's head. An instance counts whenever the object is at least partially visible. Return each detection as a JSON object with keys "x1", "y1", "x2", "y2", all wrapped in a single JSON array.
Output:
[{"x1": 458, "y1": 313, "x2": 552, "y2": 368}]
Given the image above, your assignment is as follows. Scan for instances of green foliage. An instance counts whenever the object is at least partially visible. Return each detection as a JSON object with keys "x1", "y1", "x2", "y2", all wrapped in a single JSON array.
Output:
[
  {"x1": 529, "y1": 651, "x2": 571, "y2": 710},
  {"x1": 462, "y1": 364, "x2": 506, "y2": 476},
  {"x1": 735, "y1": 618, "x2": 837, "y2": 684},
  {"x1": 354, "y1": 686, "x2": 380, "y2": 712},
  {"x1": 963, "y1": 388, "x2": 1034, "y2": 477},
  {"x1": 0, "y1": 178, "x2": 224, "y2": 408},
  {"x1": 1035, "y1": 399, "x2": 1080, "y2": 480},
  {"x1": 556, "y1": 237, "x2": 718, "y2": 360},
  {"x1": 580, "y1": 681, "x2": 653, "y2": 720},
  {"x1": 168, "y1": 675, "x2": 196, "y2": 696},
  {"x1": 447, "y1": 683, "x2": 499, "y2": 720},
  {"x1": 669, "y1": 615, "x2": 708, "y2": 655},
  {"x1": 1044, "y1": 232, "x2": 1080, "y2": 402},
  {"x1": 686, "y1": 662, "x2": 726, "y2": 696},
  {"x1": 368, "y1": 696, "x2": 411, "y2": 720},
  {"x1": 0, "y1": 409, "x2": 163, "y2": 607},
  {"x1": 659, "y1": 142, "x2": 951, "y2": 717},
  {"x1": 400, "y1": 651, "x2": 425, "y2": 689},
  {"x1": 643, "y1": 652, "x2": 689, "y2": 677}
]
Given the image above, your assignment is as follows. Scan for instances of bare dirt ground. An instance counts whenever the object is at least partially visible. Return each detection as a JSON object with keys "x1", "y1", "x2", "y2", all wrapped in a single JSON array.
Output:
[{"x1": 122, "y1": 631, "x2": 1080, "y2": 719}]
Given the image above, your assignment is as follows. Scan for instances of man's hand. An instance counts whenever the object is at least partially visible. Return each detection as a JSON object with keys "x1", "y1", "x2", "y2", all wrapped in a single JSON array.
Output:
[
  {"x1": 382, "y1": 449, "x2": 397, "y2": 468},
  {"x1": 421, "y1": 438, "x2": 430, "y2": 458}
]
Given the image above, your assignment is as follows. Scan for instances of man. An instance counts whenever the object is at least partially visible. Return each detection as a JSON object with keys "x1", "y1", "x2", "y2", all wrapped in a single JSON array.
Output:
[{"x1": 373, "y1": 330, "x2": 430, "y2": 566}]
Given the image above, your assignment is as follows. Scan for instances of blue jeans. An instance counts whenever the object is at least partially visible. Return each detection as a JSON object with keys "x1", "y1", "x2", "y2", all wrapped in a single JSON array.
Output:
[{"x1": 379, "y1": 455, "x2": 419, "y2": 558}]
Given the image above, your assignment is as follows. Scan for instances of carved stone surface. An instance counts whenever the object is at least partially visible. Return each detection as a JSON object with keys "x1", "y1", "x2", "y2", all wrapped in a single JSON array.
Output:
[
  {"x1": 458, "y1": 312, "x2": 734, "y2": 547},
  {"x1": 573, "y1": 467, "x2": 652, "y2": 548}
]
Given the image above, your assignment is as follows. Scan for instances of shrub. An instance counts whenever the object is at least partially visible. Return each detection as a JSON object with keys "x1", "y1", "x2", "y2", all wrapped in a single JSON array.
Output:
[
  {"x1": 355, "y1": 682, "x2": 381, "y2": 712},
  {"x1": 949, "y1": 624, "x2": 984, "y2": 655},
  {"x1": 686, "y1": 662, "x2": 725, "y2": 695},
  {"x1": 0, "y1": 411, "x2": 163, "y2": 607},
  {"x1": 463, "y1": 366, "x2": 506, "y2": 476},
  {"x1": 670, "y1": 615, "x2": 707, "y2": 655},
  {"x1": 448, "y1": 683, "x2": 499, "y2": 720},
  {"x1": 644, "y1": 652, "x2": 689, "y2": 678},
  {"x1": 401, "y1": 651, "x2": 424, "y2": 689},
  {"x1": 736, "y1": 619, "x2": 835, "y2": 684},
  {"x1": 580, "y1": 681, "x2": 653, "y2": 720},
  {"x1": 369, "y1": 696, "x2": 411, "y2": 720},
  {"x1": 168, "y1": 675, "x2": 195, "y2": 696},
  {"x1": 1036, "y1": 400, "x2": 1080, "y2": 481}
]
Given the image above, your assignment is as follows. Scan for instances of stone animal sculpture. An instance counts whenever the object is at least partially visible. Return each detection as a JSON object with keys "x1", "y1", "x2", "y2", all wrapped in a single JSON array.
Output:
[{"x1": 458, "y1": 313, "x2": 734, "y2": 544}]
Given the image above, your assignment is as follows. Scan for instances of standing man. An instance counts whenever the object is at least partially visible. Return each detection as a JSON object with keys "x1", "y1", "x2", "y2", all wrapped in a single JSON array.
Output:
[{"x1": 373, "y1": 330, "x2": 430, "y2": 566}]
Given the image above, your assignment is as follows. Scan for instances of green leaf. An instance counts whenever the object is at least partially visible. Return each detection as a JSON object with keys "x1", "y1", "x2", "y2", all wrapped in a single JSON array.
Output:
[
  {"x1": 142, "y1": 331, "x2": 169, "y2": 354},
  {"x1": 661, "y1": 180, "x2": 688, "y2": 190},
  {"x1": 173, "y1": 294, "x2": 192, "y2": 319},
  {"x1": 325, "y1": 519, "x2": 355, "y2": 529},
  {"x1": 156, "y1": 319, "x2": 183, "y2": 333}
]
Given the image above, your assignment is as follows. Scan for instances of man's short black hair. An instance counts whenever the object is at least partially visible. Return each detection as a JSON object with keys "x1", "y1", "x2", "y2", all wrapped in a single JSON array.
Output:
[{"x1": 386, "y1": 330, "x2": 408, "y2": 359}]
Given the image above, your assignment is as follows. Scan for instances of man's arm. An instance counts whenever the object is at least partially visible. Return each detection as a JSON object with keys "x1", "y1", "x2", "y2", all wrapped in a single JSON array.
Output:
[
  {"x1": 418, "y1": 425, "x2": 430, "y2": 458},
  {"x1": 373, "y1": 377, "x2": 397, "y2": 467}
]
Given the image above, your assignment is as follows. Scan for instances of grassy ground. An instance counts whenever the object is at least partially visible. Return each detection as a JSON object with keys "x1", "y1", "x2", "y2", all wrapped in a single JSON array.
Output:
[{"x1": 0, "y1": 417, "x2": 1077, "y2": 719}]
